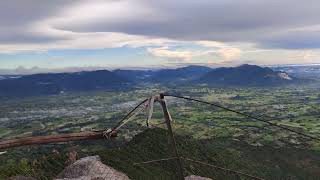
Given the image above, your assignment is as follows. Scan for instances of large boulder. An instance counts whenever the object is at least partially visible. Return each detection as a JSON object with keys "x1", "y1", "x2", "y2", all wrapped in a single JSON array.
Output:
[
  {"x1": 185, "y1": 175, "x2": 212, "y2": 180},
  {"x1": 55, "y1": 156, "x2": 129, "y2": 180}
]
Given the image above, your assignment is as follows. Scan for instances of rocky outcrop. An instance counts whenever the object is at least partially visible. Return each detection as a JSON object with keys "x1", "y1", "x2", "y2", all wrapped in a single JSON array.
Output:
[
  {"x1": 185, "y1": 175, "x2": 212, "y2": 180},
  {"x1": 55, "y1": 156, "x2": 129, "y2": 180}
]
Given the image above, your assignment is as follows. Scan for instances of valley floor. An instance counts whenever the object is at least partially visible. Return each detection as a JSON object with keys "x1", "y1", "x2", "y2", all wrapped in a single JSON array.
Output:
[{"x1": 0, "y1": 84, "x2": 320, "y2": 179}]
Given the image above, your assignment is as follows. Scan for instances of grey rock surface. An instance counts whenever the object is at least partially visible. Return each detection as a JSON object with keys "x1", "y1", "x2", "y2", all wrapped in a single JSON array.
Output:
[
  {"x1": 55, "y1": 156, "x2": 129, "y2": 180},
  {"x1": 185, "y1": 175, "x2": 212, "y2": 180}
]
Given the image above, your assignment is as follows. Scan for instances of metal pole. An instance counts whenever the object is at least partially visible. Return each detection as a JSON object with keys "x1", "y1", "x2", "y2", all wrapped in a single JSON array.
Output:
[{"x1": 159, "y1": 93, "x2": 184, "y2": 180}]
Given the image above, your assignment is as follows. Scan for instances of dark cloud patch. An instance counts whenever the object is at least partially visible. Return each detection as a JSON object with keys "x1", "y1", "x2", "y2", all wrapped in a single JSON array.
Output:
[
  {"x1": 56, "y1": 0, "x2": 320, "y2": 49},
  {"x1": 0, "y1": 0, "x2": 320, "y2": 49},
  {"x1": 0, "y1": 0, "x2": 77, "y2": 26},
  {"x1": 0, "y1": 29, "x2": 68, "y2": 44},
  {"x1": 0, "y1": 0, "x2": 78, "y2": 44},
  {"x1": 259, "y1": 30, "x2": 320, "y2": 49}
]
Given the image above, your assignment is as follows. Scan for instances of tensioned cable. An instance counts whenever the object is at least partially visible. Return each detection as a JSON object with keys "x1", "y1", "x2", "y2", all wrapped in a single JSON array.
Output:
[
  {"x1": 164, "y1": 93, "x2": 320, "y2": 141},
  {"x1": 181, "y1": 157, "x2": 263, "y2": 180},
  {"x1": 133, "y1": 157, "x2": 178, "y2": 165},
  {"x1": 103, "y1": 98, "x2": 149, "y2": 133},
  {"x1": 133, "y1": 156, "x2": 264, "y2": 180}
]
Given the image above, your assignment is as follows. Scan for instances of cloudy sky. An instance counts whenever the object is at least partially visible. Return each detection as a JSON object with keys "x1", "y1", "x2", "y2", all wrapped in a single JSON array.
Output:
[{"x1": 1, "y1": 0, "x2": 320, "y2": 71}]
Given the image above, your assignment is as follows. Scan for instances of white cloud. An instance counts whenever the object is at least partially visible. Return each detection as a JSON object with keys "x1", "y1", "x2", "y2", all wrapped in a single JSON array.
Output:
[
  {"x1": 147, "y1": 41, "x2": 243, "y2": 62},
  {"x1": 195, "y1": 41, "x2": 227, "y2": 48},
  {"x1": 147, "y1": 47, "x2": 188, "y2": 60},
  {"x1": 218, "y1": 48, "x2": 242, "y2": 60},
  {"x1": 147, "y1": 46, "x2": 216, "y2": 61},
  {"x1": 301, "y1": 50, "x2": 318, "y2": 60},
  {"x1": 196, "y1": 40, "x2": 242, "y2": 60}
]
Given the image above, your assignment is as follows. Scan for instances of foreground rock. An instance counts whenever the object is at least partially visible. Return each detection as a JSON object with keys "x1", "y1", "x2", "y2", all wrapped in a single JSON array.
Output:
[
  {"x1": 55, "y1": 156, "x2": 129, "y2": 180},
  {"x1": 185, "y1": 175, "x2": 212, "y2": 180}
]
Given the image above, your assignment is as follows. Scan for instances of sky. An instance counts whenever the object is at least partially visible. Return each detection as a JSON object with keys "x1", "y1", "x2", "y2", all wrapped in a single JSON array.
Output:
[{"x1": 1, "y1": 0, "x2": 320, "y2": 73}]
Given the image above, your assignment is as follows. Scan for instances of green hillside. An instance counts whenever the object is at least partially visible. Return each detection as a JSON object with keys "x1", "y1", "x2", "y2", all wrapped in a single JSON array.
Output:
[{"x1": 2, "y1": 128, "x2": 319, "y2": 179}]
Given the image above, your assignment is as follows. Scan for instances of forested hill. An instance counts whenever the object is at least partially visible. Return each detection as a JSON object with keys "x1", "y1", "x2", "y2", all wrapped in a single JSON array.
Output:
[
  {"x1": 1, "y1": 128, "x2": 320, "y2": 179},
  {"x1": 0, "y1": 70, "x2": 130, "y2": 97},
  {"x1": 198, "y1": 64, "x2": 296, "y2": 86}
]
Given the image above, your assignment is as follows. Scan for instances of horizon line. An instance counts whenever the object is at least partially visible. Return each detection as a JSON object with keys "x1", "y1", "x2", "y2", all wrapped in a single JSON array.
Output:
[{"x1": 0, "y1": 63, "x2": 319, "y2": 75}]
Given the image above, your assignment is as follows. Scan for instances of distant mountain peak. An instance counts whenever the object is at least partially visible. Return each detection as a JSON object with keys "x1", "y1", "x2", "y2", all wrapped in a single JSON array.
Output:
[{"x1": 198, "y1": 64, "x2": 295, "y2": 86}]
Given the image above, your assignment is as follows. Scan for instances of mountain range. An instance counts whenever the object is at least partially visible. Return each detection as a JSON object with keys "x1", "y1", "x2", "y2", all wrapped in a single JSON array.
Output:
[
  {"x1": 0, "y1": 64, "x2": 300, "y2": 97},
  {"x1": 0, "y1": 70, "x2": 129, "y2": 97},
  {"x1": 114, "y1": 64, "x2": 296, "y2": 85}
]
